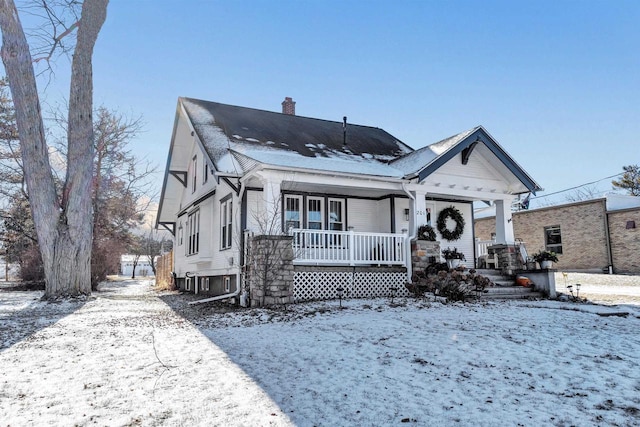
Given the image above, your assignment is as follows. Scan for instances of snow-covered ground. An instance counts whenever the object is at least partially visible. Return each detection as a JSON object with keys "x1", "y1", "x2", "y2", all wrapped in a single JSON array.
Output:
[{"x1": 1, "y1": 275, "x2": 640, "y2": 426}]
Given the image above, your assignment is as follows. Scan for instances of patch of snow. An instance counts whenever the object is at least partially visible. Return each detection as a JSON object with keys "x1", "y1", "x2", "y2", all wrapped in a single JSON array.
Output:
[
  {"x1": 606, "y1": 193, "x2": 640, "y2": 211},
  {"x1": 266, "y1": 141, "x2": 276, "y2": 145},
  {"x1": 1, "y1": 276, "x2": 640, "y2": 426},
  {"x1": 233, "y1": 145, "x2": 405, "y2": 178},
  {"x1": 232, "y1": 134, "x2": 243, "y2": 140},
  {"x1": 245, "y1": 138, "x2": 260, "y2": 143}
]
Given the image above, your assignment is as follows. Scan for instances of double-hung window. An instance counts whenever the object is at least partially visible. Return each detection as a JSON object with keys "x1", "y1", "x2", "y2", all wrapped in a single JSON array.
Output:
[
  {"x1": 544, "y1": 225, "x2": 562, "y2": 254},
  {"x1": 187, "y1": 210, "x2": 200, "y2": 255},
  {"x1": 221, "y1": 196, "x2": 233, "y2": 250},
  {"x1": 285, "y1": 195, "x2": 303, "y2": 231}
]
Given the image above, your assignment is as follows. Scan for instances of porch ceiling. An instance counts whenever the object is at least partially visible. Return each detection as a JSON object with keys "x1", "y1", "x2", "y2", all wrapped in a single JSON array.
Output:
[{"x1": 281, "y1": 181, "x2": 405, "y2": 199}]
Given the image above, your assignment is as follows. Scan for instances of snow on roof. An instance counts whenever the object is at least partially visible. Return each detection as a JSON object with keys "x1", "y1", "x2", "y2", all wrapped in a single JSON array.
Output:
[
  {"x1": 390, "y1": 127, "x2": 479, "y2": 176},
  {"x1": 475, "y1": 193, "x2": 640, "y2": 219},
  {"x1": 605, "y1": 193, "x2": 640, "y2": 210},
  {"x1": 180, "y1": 98, "x2": 414, "y2": 175},
  {"x1": 230, "y1": 146, "x2": 406, "y2": 178}
]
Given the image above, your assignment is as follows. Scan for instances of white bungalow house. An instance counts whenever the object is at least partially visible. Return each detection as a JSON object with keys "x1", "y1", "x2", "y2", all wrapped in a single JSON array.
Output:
[{"x1": 156, "y1": 97, "x2": 542, "y2": 306}]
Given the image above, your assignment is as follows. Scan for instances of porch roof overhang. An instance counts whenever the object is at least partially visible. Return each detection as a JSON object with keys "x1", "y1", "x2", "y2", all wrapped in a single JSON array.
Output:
[
  {"x1": 398, "y1": 126, "x2": 542, "y2": 195},
  {"x1": 410, "y1": 127, "x2": 542, "y2": 195}
]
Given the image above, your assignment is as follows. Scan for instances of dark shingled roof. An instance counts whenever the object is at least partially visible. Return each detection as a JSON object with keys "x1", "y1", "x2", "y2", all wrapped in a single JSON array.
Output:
[{"x1": 181, "y1": 97, "x2": 414, "y2": 160}]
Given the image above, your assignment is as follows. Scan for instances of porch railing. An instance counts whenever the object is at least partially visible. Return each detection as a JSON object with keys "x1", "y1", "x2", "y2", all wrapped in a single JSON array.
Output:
[
  {"x1": 476, "y1": 239, "x2": 495, "y2": 258},
  {"x1": 289, "y1": 228, "x2": 407, "y2": 266}
]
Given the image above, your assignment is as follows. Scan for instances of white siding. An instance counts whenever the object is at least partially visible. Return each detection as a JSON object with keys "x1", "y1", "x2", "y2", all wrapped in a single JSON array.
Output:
[
  {"x1": 433, "y1": 201, "x2": 475, "y2": 268},
  {"x1": 347, "y1": 199, "x2": 379, "y2": 232},
  {"x1": 173, "y1": 179, "x2": 240, "y2": 277},
  {"x1": 427, "y1": 154, "x2": 510, "y2": 194},
  {"x1": 393, "y1": 197, "x2": 411, "y2": 234},
  {"x1": 245, "y1": 189, "x2": 264, "y2": 233}
]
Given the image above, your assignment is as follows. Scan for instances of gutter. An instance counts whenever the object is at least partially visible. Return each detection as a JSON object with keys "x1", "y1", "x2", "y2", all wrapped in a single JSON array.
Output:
[
  {"x1": 402, "y1": 182, "x2": 417, "y2": 282},
  {"x1": 603, "y1": 201, "x2": 614, "y2": 274}
]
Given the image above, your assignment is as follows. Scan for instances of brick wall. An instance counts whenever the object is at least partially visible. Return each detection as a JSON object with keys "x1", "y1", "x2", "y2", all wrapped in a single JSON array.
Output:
[
  {"x1": 608, "y1": 208, "x2": 640, "y2": 273},
  {"x1": 475, "y1": 200, "x2": 611, "y2": 272}
]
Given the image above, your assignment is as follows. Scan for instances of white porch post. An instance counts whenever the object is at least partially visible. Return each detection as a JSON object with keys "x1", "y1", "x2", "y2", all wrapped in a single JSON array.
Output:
[
  {"x1": 494, "y1": 199, "x2": 515, "y2": 244},
  {"x1": 261, "y1": 174, "x2": 282, "y2": 235},
  {"x1": 410, "y1": 189, "x2": 428, "y2": 235}
]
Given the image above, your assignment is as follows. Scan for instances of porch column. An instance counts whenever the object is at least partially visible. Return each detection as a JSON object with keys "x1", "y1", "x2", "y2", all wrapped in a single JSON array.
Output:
[
  {"x1": 261, "y1": 175, "x2": 283, "y2": 235},
  {"x1": 410, "y1": 189, "x2": 428, "y2": 236},
  {"x1": 494, "y1": 199, "x2": 515, "y2": 244}
]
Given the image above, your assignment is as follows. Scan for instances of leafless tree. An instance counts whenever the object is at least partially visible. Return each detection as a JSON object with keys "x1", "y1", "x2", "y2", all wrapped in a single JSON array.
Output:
[
  {"x1": 0, "y1": 0, "x2": 108, "y2": 298},
  {"x1": 243, "y1": 186, "x2": 296, "y2": 307},
  {"x1": 1, "y1": 0, "x2": 109, "y2": 297},
  {"x1": 563, "y1": 184, "x2": 603, "y2": 202}
]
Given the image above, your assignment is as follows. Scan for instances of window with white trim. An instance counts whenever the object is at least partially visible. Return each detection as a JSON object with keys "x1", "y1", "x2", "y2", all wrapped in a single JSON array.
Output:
[
  {"x1": 187, "y1": 210, "x2": 200, "y2": 255},
  {"x1": 328, "y1": 199, "x2": 344, "y2": 231},
  {"x1": 307, "y1": 197, "x2": 323, "y2": 230},
  {"x1": 224, "y1": 276, "x2": 231, "y2": 292},
  {"x1": 203, "y1": 161, "x2": 209, "y2": 184},
  {"x1": 221, "y1": 197, "x2": 233, "y2": 249},
  {"x1": 285, "y1": 195, "x2": 303, "y2": 231},
  {"x1": 202, "y1": 277, "x2": 210, "y2": 291}
]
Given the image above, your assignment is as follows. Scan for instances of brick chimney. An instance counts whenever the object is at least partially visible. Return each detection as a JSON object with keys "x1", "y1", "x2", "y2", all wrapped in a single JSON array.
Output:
[{"x1": 281, "y1": 97, "x2": 296, "y2": 115}]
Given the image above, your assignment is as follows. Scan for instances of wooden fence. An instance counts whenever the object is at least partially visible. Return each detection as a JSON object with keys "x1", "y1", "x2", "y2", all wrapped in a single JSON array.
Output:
[{"x1": 155, "y1": 250, "x2": 174, "y2": 289}]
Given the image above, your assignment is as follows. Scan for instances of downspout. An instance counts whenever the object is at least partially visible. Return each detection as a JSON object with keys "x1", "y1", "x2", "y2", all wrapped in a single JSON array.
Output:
[
  {"x1": 603, "y1": 201, "x2": 614, "y2": 274},
  {"x1": 188, "y1": 284, "x2": 241, "y2": 305},
  {"x1": 190, "y1": 179, "x2": 246, "y2": 306},
  {"x1": 402, "y1": 183, "x2": 416, "y2": 283}
]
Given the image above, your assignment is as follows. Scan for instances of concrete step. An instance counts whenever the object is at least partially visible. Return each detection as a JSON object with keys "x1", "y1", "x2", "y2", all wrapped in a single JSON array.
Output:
[
  {"x1": 485, "y1": 286, "x2": 533, "y2": 295},
  {"x1": 480, "y1": 286, "x2": 543, "y2": 300}
]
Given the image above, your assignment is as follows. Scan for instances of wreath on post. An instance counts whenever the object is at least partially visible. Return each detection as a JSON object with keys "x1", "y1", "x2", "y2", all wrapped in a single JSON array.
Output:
[{"x1": 437, "y1": 206, "x2": 465, "y2": 241}]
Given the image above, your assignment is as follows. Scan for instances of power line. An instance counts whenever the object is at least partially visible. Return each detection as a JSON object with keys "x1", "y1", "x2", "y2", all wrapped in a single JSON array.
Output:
[{"x1": 531, "y1": 172, "x2": 625, "y2": 200}]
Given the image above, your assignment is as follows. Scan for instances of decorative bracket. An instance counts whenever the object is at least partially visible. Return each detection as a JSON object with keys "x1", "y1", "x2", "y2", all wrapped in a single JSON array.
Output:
[
  {"x1": 169, "y1": 170, "x2": 187, "y2": 188},
  {"x1": 461, "y1": 140, "x2": 479, "y2": 165}
]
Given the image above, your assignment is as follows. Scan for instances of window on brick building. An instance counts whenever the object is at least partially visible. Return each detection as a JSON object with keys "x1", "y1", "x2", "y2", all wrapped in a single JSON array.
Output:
[{"x1": 544, "y1": 225, "x2": 562, "y2": 254}]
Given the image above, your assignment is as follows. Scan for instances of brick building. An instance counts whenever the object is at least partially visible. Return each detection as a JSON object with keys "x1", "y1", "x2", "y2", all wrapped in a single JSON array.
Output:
[{"x1": 474, "y1": 195, "x2": 640, "y2": 274}]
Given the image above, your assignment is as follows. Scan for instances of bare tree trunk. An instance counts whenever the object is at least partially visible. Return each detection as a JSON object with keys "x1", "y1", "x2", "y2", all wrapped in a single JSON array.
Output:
[{"x1": 0, "y1": 0, "x2": 108, "y2": 298}]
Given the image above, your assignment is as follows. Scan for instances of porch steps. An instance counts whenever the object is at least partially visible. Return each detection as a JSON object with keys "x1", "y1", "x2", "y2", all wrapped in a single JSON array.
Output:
[{"x1": 474, "y1": 269, "x2": 544, "y2": 300}]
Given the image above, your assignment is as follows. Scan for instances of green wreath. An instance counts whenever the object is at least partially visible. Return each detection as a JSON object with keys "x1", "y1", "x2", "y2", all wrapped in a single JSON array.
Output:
[{"x1": 437, "y1": 206, "x2": 465, "y2": 241}]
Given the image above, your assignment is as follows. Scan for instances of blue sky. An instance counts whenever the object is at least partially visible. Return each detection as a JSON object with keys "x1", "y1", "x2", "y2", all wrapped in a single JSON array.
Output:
[{"x1": 15, "y1": 0, "x2": 640, "y2": 206}]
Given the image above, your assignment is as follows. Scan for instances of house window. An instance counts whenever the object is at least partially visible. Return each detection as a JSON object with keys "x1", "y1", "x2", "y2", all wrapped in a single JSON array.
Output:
[
  {"x1": 285, "y1": 195, "x2": 302, "y2": 231},
  {"x1": 187, "y1": 210, "x2": 200, "y2": 255},
  {"x1": 224, "y1": 276, "x2": 231, "y2": 292},
  {"x1": 425, "y1": 202, "x2": 435, "y2": 226},
  {"x1": 221, "y1": 196, "x2": 233, "y2": 249},
  {"x1": 191, "y1": 156, "x2": 197, "y2": 193},
  {"x1": 185, "y1": 277, "x2": 192, "y2": 291},
  {"x1": 178, "y1": 222, "x2": 184, "y2": 246},
  {"x1": 545, "y1": 225, "x2": 562, "y2": 254},
  {"x1": 203, "y1": 162, "x2": 209, "y2": 184},
  {"x1": 307, "y1": 197, "x2": 323, "y2": 230},
  {"x1": 202, "y1": 277, "x2": 210, "y2": 291},
  {"x1": 328, "y1": 199, "x2": 344, "y2": 231}
]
